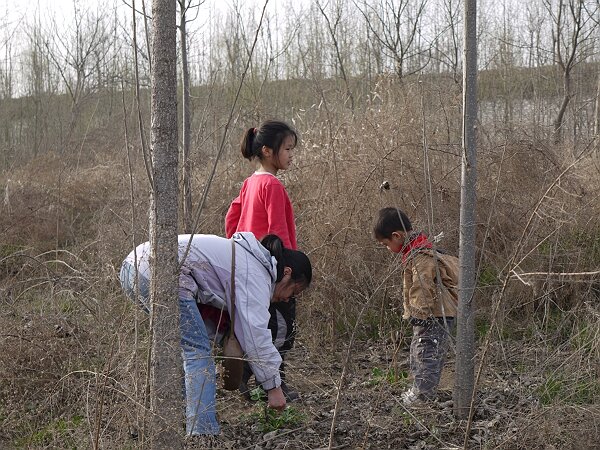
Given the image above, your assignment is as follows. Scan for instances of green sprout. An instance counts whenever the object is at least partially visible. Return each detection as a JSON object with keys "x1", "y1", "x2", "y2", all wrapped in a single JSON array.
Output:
[
  {"x1": 250, "y1": 401, "x2": 306, "y2": 433},
  {"x1": 368, "y1": 367, "x2": 409, "y2": 386}
]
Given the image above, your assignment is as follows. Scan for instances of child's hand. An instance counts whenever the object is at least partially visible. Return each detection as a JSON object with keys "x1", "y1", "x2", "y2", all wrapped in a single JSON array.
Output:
[{"x1": 267, "y1": 386, "x2": 286, "y2": 411}]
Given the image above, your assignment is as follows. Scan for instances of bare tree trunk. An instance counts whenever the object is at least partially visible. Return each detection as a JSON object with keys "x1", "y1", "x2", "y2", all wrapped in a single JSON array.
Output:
[
  {"x1": 179, "y1": 1, "x2": 193, "y2": 233},
  {"x1": 544, "y1": 0, "x2": 598, "y2": 144},
  {"x1": 594, "y1": 71, "x2": 600, "y2": 136},
  {"x1": 454, "y1": 0, "x2": 477, "y2": 421},
  {"x1": 553, "y1": 70, "x2": 571, "y2": 144},
  {"x1": 316, "y1": 0, "x2": 355, "y2": 112},
  {"x1": 358, "y1": 0, "x2": 429, "y2": 81},
  {"x1": 149, "y1": 0, "x2": 182, "y2": 448}
]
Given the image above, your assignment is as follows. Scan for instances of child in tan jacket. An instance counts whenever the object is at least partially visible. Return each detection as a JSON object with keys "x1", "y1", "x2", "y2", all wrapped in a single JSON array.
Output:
[{"x1": 374, "y1": 207, "x2": 459, "y2": 405}]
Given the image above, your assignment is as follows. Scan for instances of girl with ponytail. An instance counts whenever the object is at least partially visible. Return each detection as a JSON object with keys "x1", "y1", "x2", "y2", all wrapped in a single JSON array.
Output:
[
  {"x1": 225, "y1": 120, "x2": 302, "y2": 401},
  {"x1": 226, "y1": 120, "x2": 298, "y2": 249}
]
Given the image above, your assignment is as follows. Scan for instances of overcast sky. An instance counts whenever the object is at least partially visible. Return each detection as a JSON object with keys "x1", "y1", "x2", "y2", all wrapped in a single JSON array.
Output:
[
  {"x1": 1, "y1": 0, "x2": 277, "y2": 26},
  {"x1": 1, "y1": 0, "x2": 297, "y2": 55},
  {"x1": 2, "y1": 0, "x2": 117, "y2": 30}
]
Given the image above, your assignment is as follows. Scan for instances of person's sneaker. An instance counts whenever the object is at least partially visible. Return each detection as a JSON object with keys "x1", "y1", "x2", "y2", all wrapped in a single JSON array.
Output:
[
  {"x1": 401, "y1": 387, "x2": 425, "y2": 406},
  {"x1": 281, "y1": 381, "x2": 300, "y2": 402},
  {"x1": 239, "y1": 380, "x2": 252, "y2": 401}
]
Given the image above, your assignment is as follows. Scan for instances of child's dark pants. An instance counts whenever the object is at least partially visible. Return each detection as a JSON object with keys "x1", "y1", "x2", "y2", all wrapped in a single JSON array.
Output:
[{"x1": 409, "y1": 317, "x2": 454, "y2": 398}]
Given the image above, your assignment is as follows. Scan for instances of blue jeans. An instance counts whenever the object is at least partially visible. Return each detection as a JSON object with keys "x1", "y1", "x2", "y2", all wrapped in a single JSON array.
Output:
[
  {"x1": 180, "y1": 295, "x2": 220, "y2": 435},
  {"x1": 119, "y1": 261, "x2": 220, "y2": 435},
  {"x1": 119, "y1": 261, "x2": 150, "y2": 311}
]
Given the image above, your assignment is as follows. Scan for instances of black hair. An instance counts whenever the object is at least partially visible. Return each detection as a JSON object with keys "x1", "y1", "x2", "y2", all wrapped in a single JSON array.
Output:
[
  {"x1": 240, "y1": 120, "x2": 298, "y2": 161},
  {"x1": 373, "y1": 207, "x2": 413, "y2": 239},
  {"x1": 260, "y1": 234, "x2": 312, "y2": 287}
]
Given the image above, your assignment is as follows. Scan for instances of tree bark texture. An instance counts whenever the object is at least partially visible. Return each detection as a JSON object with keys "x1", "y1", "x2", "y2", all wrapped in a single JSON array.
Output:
[
  {"x1": 553, "y1": 71, "x2": 571, "y2": 144},
  {"x1": 594, "y1": 72, "x2": 599, "y2": 136},
  {"x1": 180, "y1": 4, "x2": 193, "y2": 233},
  {"x1": 149, "y1": 0, "x2": 182, "y2": 447},
  {"x1": 454, "y1": 0, "x2": 477, "y2": 420}
]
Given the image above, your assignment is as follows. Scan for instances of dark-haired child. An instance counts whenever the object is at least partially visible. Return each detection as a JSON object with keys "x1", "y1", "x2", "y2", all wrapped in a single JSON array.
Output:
[
  {"x1": 120, "y1": 233, "x2": 312, "y2": 436},
  {"x1": 374, "y1": 207, "x2": 459, "y2": 404},
  {"x1": 225, "y1": 120, "x2": 300, "y2": 401}
]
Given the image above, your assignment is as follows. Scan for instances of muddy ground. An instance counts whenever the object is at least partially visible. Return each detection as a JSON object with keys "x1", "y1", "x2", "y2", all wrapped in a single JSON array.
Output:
[
  {"x1": 192, "y1": 340, "x2": 599, "y2": 450},
  {"x1": 1, "y1": 314, "x2": 598, "y2": 450}
]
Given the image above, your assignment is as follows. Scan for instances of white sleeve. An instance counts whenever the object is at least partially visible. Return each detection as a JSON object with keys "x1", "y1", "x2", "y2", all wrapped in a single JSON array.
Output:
[
  {"x1": 124, "y1": 242, "x2": 151, "y2": 278},
  {"x1": 233, "y1": 266, "x2": 281, "y2": 391}
]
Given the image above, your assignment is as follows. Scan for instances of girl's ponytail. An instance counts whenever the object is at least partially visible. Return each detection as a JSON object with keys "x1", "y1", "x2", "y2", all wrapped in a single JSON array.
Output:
[
  {"x1": 240, "y1": 127, "x2": 257, "y2": 160},
  {"x1": 261, "y1": 234, "x2": 312, "y2": 286},
  {"x1": 261, "y1": 234, "x2": 285, "y2": 281}
]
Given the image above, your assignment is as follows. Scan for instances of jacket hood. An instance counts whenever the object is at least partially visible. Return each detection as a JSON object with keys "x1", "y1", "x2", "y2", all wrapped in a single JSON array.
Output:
[{"x1": 231, "y1": 232, "x2": 277, "y2": 283}]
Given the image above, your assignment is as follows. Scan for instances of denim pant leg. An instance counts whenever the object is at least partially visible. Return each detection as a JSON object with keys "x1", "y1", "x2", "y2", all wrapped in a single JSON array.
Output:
[
  {"x1": 119, "y1": 261, "x2": 150, "y2": 312},
  {"x1": 410, "y1": 319, "x2": 454, "y2": 397},
  {"x1": 180, "y1": 296, "x2": 220, "y2": 436}
]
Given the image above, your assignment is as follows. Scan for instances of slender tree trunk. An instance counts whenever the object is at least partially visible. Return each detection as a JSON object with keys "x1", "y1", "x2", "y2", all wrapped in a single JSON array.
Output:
[
  {"x1": 553, "y1": 70, "x2": 571, "y2": 144},
  {"x1": 594, "y1": 71, "x2": 600, "y2": 136},
  {"x1": 149, "y1": 0, "x2": 182, "y2": 448},
  {"x1": 454, "y1": 0, "x2": 477, "y2": 421},
  {"x1": 316, "y1": 1, "x2": 355, "y2": 112},
  {"x1": 180, "y1": 4, "x2": 193, "y2": 233}
]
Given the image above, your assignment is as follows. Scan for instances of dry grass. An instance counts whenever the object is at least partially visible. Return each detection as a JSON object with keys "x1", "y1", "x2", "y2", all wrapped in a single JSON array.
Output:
[{"x1": 1, "y1": 75, "x2": 599, "y2": 448}]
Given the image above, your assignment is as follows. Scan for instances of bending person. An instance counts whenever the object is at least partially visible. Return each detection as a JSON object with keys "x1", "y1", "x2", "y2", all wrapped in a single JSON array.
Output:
[{"x1": 119, "y1": 232, "x2": 312, "y2": 436}]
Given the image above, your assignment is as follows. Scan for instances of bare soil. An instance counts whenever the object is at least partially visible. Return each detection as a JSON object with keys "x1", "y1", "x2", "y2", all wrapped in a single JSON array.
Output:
[
  {"x1": 194, "y1": 340, "x2": 599, "y2": 450},
  {"x1": 1, "y1": 306, "x2": 599, "y2": 449}
]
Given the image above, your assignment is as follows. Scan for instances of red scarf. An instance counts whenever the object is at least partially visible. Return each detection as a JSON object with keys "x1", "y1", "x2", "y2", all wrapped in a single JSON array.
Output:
[{"x1": 401, "y1": 232, "x2": 433, "y2": 263}]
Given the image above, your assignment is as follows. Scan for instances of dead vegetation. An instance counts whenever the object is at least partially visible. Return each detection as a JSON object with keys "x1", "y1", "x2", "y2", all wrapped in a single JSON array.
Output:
[{"x1": 1, "y1": 68, "x2": 599, "y2": 449}]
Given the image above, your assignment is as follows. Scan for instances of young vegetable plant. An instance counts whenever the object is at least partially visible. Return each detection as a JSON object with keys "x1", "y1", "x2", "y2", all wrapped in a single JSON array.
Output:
[
  {"x1": 368, "y1": 367, "x2": 409, "y2": 386},
  {"x1": 250, "y1": 396, "x2": 306, "y2": 433}
]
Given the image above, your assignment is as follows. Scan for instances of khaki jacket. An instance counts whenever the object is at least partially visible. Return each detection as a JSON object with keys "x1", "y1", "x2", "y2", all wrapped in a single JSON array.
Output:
[{"x1": 402, "y1": 249, "x2": 459, "y2": 320}]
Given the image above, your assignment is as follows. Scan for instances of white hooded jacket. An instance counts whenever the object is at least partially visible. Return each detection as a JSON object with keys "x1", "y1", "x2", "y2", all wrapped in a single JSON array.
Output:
[{"x1": 124, "y1": 232, "x2": 282, "y2": 390}]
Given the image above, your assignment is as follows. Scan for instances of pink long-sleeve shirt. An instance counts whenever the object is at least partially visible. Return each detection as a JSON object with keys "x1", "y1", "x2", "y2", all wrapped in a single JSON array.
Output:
[{"x1": 225, "y1": 172, "x2": 297, "y2": 250}]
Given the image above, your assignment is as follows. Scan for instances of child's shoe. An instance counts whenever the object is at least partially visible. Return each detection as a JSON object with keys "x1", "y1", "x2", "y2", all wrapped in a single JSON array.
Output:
[
  {"x1": 238, "y1": 380, "x2": 253, "y2": 401},
  {"x1": 401, "y1": 387, "x2": 426, "y2": 406}
]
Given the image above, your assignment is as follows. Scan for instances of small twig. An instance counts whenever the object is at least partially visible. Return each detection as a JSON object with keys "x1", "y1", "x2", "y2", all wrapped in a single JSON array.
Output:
[
  {"x1": 132, "y1": 0, "x2": 153, "y2": 191},
  {"x1": 237, "y1": 424, "x2": 312, "y2": 450},
  {"x1": 92, "y1": 283, "x2": 131, "y2": 450},
  {"x1": 462, "y1": 139, "x2": 598, "y2": 448},
  {"x1": 509, "y1": 270, "x2": 600, "y2": 280},
  {"x1": 391, "y1": 396, "x2": 457, "y2": 449},
  {"x1": 121, "y1": 75, "x2": 145, "y2": 447},
  {"x1": 178, "y1": 0, "x2": 271, "y2": 268},
  {"x1": 327, "y1": 267, "x2": 402, "y2": 449}
]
